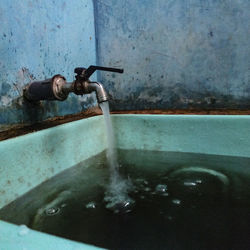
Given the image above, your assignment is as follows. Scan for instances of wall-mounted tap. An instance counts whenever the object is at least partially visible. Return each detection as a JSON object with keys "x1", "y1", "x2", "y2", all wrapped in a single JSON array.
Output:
[{"x1": 23, "y1": 65, "x2": 124, "y2": 104}]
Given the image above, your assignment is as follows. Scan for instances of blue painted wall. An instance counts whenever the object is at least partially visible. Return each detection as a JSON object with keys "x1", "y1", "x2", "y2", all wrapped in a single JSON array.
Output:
[
  {"x1": 0, "y1": 0, "x2": 97, "y2": 130},
  {"x1": 1, "y1": 0, "x2": 250, "y2": 130},
  {"x1": 95, "y1": 0, "x2": 250, "y2": 110}
]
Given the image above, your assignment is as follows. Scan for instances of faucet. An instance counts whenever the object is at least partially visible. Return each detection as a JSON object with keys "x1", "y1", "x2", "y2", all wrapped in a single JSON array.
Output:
[{"x1": 23, "y1": 65, "x2": 123, "y2": 103}]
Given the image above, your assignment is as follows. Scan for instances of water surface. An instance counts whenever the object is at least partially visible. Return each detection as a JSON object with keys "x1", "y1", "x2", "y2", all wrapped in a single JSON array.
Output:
[{"x1": 1, "y1": 150, "x2": 250, "y2": 250}]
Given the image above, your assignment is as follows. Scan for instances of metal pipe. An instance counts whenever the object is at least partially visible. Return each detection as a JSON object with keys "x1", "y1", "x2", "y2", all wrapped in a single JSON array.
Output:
[
  {"x1": 86, "y1": 82, "x2": 109, "y2": 103},
  {"x1": 61, "y1": 82, "x2": 74, "y2": 96},
  {"x1": 23, "y1": 75, "x2": 68, "y2": 102},
  {"x1": 23, "y1": 65, "x2": 122, "y2": 104}
]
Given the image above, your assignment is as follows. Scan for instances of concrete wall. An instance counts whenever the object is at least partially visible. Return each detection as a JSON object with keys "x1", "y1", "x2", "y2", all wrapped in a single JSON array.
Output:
[
  {"x1": 1, "y1": 0, "x2": 250, "y2": 130},
  {"x1": 0, "y1": 0, "x2": 97, "y2": 130},
  {"x1": 95, "y1": 0, "x2": 250, "y2": 110}
]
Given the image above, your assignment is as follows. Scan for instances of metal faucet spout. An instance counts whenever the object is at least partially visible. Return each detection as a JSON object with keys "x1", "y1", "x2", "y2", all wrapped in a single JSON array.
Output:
[{"x1": 87, "y1": 82, "x2": 109, "y2": 103}]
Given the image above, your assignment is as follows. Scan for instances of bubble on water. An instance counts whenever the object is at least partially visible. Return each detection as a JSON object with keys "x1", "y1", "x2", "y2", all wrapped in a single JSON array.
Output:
[
  {"x1": 45, "y1": 207, "x2": 60, "y2": 216},
  {"x1": 183, "y1": 181, "x2": 197, "y2": 187},
  {"x1": 155, "y1": 184, "x2": 168, "y2": 193},
  {"x1": 31, "y1": 191, "x2": 71, "y2": 229},
  {"x1": 61, "y1": 203, "x2": 67, "y2": 208},
  {"x1": 195, "y1": 179, "x2": 202, "y2": 184},
  {"x1": 18, "y1": 225, "x2": 29, "y2": 236},
  {"x1": 140, "y1": 195, "x2": 145, "y2": 199},
  {"x1": 172, "y1": 199, "x2": 181, "y2": 205},
  {"x1": 86, "y1": 202, "x2": 96, "y2": 209},
  {"x1": 106, "y1": 199, "x2": 134, "y2": 214}
]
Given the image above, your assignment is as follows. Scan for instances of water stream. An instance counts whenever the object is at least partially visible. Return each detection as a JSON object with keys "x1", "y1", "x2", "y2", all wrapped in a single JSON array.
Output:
[{"x1": 99, "y1": 102, "x2": 134, "y2": 213}]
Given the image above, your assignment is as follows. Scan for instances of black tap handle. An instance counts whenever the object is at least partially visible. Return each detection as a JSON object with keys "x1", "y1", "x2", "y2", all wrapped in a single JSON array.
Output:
[
  {"x1": 74, "y1": 67, "x2": 87, "y2": 75},
  {"x1": 74, "y1": 65, "x2": 124, "y2": 80}
]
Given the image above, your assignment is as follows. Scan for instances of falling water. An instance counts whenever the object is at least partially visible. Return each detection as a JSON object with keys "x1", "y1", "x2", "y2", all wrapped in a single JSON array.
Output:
[
  {"x1": 99, "y1": 102, "x2": 134, "y2": 213},
  {"x1": 99, "y1": 102, "x2": 118, "y2": 173}
]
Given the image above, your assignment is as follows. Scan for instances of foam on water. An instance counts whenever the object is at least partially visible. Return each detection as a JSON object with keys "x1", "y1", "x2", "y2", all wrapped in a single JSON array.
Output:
[
  {"x1": 155, "y1": 184, "x2": 168, "y2": 193},
  {"x1": 100, "y1": 102, "x2": 134, "y2": 213}
]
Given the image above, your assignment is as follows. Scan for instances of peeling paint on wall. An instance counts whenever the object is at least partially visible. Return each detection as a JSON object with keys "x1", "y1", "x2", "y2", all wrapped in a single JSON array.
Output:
[
  {"x1": 1, "y1": 0, "x2": 250, "y2": 131},
  {"x1": 95, "y1": 0, "x2": 250, "y2": 110},
  {"x1": 0, "y1": 0, "x2": 97, "y2": 130}
]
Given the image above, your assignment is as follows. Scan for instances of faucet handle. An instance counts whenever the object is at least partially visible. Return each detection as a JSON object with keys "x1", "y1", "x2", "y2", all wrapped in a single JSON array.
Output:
[{"x1": 74, "y1": 65, "x2": 124, "y2": 80}]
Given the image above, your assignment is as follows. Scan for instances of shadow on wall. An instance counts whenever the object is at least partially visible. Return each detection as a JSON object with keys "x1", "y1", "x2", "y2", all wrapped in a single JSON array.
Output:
[
  {"x1": 104, "y1": 78, "x2": 250, "y2": 110},
  {"x1": 0, "y1": 92, "x2": 97, "y2": 131}
]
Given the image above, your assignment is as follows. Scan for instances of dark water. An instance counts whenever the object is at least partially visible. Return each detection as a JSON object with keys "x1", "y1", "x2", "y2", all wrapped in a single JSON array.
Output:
[{"x1": 1, "y1": 150, "x2": 250, "y2": 250}]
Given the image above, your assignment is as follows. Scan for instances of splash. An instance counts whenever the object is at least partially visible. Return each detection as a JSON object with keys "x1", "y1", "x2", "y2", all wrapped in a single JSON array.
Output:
[{"x1": 100, "y1": 102, "x2": 134, "y2": 213}]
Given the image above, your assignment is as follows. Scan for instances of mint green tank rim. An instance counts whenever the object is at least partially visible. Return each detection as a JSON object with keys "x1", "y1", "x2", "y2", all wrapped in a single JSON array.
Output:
[
  {"x1": 111, "y1": 114, "x2": 250, "y2": 158},
  {"x1": 0, "y1": 220, "x2": 105, "y2": 250},
  {"x1": 0, "y1": 114, "x2": 250, "y2": 250},
  {"x1": 0, "y1": 115, "x2": 107, "y2": 249}
]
